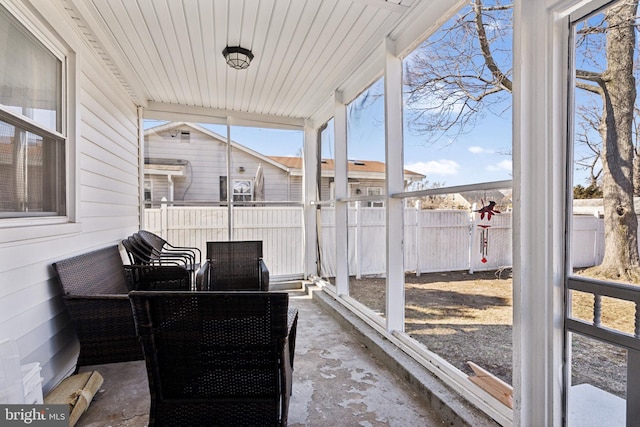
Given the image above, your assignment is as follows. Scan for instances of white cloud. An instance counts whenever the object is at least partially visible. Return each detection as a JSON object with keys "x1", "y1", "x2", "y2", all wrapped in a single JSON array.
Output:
[
  {"x1": 486, "y1": 160, "x2": 512, "y2": 172},
  {"x1": 405, "y1": 160, "x2": 460, "y2": 176},
  {"x1": 468, "y1": 146, "x2": 495, "y2": 154}
]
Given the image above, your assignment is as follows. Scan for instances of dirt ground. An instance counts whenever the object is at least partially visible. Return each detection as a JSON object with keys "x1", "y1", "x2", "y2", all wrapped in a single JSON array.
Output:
[{"x1": 345, "y1": 270, "x2": 628, "y2": 398}]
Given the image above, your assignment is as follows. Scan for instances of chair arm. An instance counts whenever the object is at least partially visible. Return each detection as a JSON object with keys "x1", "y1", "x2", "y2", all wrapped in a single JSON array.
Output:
[
  {"x1": 163, "y1": 243, "x2": 202, "y2": 264},
  {"x1": 280, "y1": 334, "x2": 293, "y2": 420},
  {"x1": 259, "y1": 259, "x2": 270, "y2": 291},
  {"x1": 278, "y1": 306, "x2": 298, "y2": 419},
  {"x1": 286, "y1": 307, "x2": 298, "y2": 370},
  {"x1": 62, "y1": 295, "x2": 144, "y2": 365},
  {"x1": 124, "y1": 264, "x2": 191, "y2": 291}
]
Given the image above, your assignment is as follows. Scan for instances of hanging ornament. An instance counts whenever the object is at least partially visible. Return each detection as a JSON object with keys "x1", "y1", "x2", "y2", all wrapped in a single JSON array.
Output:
[
  {"x1": 474, "y1": 200, "x2": 501, "y2": 220},
  {"x1": 478, "y1": 225, "x2": 490, "y2": 263}
]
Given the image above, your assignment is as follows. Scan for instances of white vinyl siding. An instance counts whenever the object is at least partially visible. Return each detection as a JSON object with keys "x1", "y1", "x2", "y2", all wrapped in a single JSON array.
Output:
[{"x1": 0, "y1": 0, "x2": 140, "y2": 395}]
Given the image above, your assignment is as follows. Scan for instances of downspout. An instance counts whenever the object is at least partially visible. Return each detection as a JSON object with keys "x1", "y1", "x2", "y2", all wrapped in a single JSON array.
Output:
[{"x1": 167, "y1": 175, "x2": 174, "y2": 203}]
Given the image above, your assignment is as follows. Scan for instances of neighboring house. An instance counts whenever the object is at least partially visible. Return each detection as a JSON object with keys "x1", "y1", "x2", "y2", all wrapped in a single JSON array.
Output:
[
  {"x1": 440, "y1": 190, "x2": 513, "y2": 211},
  {"x1": 145, "y1": 122, "x2": 425, "y2": 205},
  {"x1": 145, "y1": 122, "x2": 293, "y2": 204},
  {"x1": 270, "y1": 156, "x2": 425, "y2": 206}
]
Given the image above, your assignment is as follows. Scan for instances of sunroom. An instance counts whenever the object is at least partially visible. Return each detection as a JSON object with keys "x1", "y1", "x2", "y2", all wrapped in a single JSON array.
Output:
[{"x1": 1, "y1": 0, "x2": 639, "y2": 425}]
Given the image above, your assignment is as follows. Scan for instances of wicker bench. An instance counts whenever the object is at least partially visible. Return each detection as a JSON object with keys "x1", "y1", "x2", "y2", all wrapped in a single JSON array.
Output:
[{"x1": 53, "y1": 245, "x2": 190, "y2": 368}]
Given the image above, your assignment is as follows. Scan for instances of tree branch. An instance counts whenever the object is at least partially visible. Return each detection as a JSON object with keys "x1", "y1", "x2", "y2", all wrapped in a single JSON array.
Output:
[{"x1": 473, "y1": 0, "x2": 513, "y2": 92}]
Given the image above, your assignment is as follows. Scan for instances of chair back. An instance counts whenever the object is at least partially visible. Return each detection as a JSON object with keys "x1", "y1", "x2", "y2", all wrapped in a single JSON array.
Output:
[
  {"x1": 52, "y1": 246, "x2": 144, "y2": 366},
  {"x1": 197, "y1": 241, "x2": 267, "y2": 291},
  {"x1": 138, "y1": 230, "x2": 167, "y2": 252},
  {"x1": 53, "y1": 245, "x2": 130, "y2": 295},
  {"x1": 122, "y1": 237, "x2": 152, "y2": 265},
  {"x1": 129, "y1": 291, "x2": 291, "y2": 426}
]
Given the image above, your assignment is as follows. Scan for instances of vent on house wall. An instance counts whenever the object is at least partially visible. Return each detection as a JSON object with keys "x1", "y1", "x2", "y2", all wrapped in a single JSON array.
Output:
[{"x1": 181, "y1": 131, "x2": 190, "y2": 142}]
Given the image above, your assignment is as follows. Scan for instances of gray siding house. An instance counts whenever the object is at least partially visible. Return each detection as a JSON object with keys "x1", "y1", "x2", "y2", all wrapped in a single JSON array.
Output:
[
  {"x1": 145, "y1": 122, "x2": 425, "y2": 205},
  {"x1": 145, "y1": 122, "x2": 292, "y2": 204}
]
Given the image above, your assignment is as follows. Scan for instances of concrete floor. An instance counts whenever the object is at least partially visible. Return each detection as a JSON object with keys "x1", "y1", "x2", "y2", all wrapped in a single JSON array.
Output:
[{"x1": 73, "y1": 286, "x2": 492, "y2": 426}]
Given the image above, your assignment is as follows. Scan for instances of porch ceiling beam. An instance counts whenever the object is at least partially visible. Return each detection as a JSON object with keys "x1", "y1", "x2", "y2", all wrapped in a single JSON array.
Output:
[{"x1": 145, "y1": 101, "x2": 306, "y2": 130}]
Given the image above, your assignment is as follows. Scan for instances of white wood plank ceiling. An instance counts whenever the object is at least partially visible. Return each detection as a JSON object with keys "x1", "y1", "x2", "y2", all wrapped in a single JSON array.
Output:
[{"x1": 65, "y1": 0, "x2": 460, "y2": 128}]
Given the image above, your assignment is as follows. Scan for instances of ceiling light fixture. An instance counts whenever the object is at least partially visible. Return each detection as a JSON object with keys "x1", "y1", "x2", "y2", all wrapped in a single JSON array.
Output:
[{"x1": 222, "y1": 46, "x2": 254, "y2": 70}]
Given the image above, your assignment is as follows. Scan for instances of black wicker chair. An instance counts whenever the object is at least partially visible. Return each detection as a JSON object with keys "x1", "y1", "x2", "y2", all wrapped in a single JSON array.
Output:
[
  {"x1": 137, "y1": 230, "x2": 201, "y2": 271},
  {"x1": 196, "y1": 241, "x2": 269, "y2": 291},
  {"x1": 131, "y1": 233, "x2": 194, "y2": 266},
  {"x1": 52, "y1": 245, "x2": 190, "y2": 368},
  {"x1": 129, "y1": 291, "x2": 298, "y2": 427},
  {"x1": 122, "y1": 237, "x2": 196, "y2": 289}
]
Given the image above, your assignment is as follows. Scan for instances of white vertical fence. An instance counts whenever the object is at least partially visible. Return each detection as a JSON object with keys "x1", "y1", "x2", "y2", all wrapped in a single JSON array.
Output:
[
  {"x1": 144, "y1": 205, "x2": 304, "y2": 280},
  {"x1": 144, "y1": 204, "x2": 610, "y2": 279}
]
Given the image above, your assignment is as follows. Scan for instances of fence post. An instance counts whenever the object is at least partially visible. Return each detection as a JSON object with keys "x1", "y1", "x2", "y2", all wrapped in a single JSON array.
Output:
[
  {"x1": 415, "y1": 201, "x2": 421, "y2": 276},
  {"x1": 469, "y1": 203, "x2": 477, "y2": 274},
  {"x1": 355, "y1": 201, "x2": 361, "y2": 280},
  {"x1": 160, "y1": 197, "x2": 168, "y2": 238},
  {"x1": 593, "y1": 210, "x2": 602, "y2": 265}
]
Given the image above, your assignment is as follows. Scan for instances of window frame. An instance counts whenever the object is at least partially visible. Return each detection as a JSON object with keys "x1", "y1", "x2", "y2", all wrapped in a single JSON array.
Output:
[
  {"x1": 232, "y1": 179, "x2": 253, "y2": 202},
  {"x1": 0, "y1": 1, "x2": 76, "y2": 240},
  {"x1": 366, "y1": 187, "x2": 384, "y2": 207}
]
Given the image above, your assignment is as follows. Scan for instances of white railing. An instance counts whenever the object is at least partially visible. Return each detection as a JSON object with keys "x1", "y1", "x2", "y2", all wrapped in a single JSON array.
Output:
[{"x1": 144, "y1": 204, "x2": 609, "y2": 279}]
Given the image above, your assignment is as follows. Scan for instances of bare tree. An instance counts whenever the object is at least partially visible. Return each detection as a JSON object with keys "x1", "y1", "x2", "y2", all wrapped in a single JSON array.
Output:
[
  {"x1": 404, "y1": 0, "x2": 512, "y2": 142},
  {"x1": 576, "y1": 0, "x2": 640, "y2": 280},
  {"x1": 574, "y1": 102, "x2": 603, "y2": 187},
  {"x1": 404, "y1": 0, "x2": 640, "y2": 281}
]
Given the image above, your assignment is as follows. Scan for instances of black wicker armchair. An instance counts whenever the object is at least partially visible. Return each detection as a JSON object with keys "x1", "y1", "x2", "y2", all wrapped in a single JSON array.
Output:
[
  {"x1": 196, "y1": 240, "x2": 269, "y2": 291},
  {"x1": 52, "y1": 245, "x2": 190, "y2": 368},
  {"x1": 129, "y1": 291, "x2": 298, "y2": 427},
  {"x1": 138, "y1": 230, "x2": 201, "y2": 271}
]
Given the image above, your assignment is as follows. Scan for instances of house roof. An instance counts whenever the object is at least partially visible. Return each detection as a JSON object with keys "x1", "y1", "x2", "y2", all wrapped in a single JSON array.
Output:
[
  {"x1": 61, "y1": 0, "x2": 459, "y2": 128},
  {"x1": 269, "y1": 156, "x2": 425, "y2": 180}
]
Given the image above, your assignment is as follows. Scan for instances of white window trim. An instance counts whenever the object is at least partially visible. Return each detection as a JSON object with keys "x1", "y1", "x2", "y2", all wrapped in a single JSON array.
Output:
[
  {"x1": 366, "y1": 187, "x2": 383, "y2": 196},
  {"x1": 232, "y1": 179, "x2": 253, "y2": 201},
  {"x1": 0, "y1": 1, "x2": 79, "y2": 242}
]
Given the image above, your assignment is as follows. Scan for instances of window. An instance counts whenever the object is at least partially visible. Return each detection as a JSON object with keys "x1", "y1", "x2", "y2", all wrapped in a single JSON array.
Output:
[
  {"x1": 366, "y1": 187, "x2": 383, "y2": 207},
  {"x1": 144, "y1": 180, "x2": 152, "y2": 208},
  {"x1": 0, "y1": 4, "x2": 65, "y2": 219},
  {"x1": 233, "y1": 179, "x2": 253, "y2": 202}
]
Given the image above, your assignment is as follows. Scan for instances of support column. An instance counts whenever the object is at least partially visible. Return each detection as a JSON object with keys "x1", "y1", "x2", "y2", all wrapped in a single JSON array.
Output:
[
  {"x1": 137, "y1": 106, "x2": 145, "y2": 229},
  {"x1": 303, "y1": 121, "x2": 319, "y2": 279},
  {"x1": 384, "y1": 37, "x2": 405, "y2": 333},
  {"x1": 226, "y1": 117, "x2": 233, "y2": 240},
  {"x1": 334, "y1": 92, "x2": 349, "y2": 296},
  {"x1": 513, "y1": 1, "x2": 566, "y2": 425}
]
